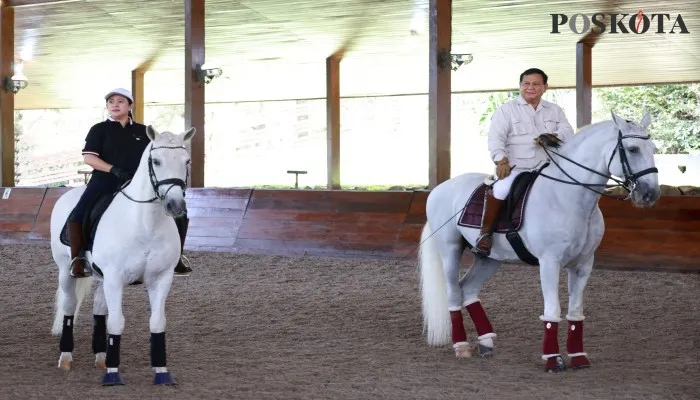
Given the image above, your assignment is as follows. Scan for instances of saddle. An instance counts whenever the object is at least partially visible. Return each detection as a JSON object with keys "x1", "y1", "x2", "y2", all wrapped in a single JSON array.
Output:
[
  {"x1": 458, "y1": 164, "x2": 548, "y2": 266},
  {"x1": 60, "y1": 191, "x2": 118, "y2": 253},
  {"x1": 59, "y1": 188, "x2": 143, "y2": 285}
]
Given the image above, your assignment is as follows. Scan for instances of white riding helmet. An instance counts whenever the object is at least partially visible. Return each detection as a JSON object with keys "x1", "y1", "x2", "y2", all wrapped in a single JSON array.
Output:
[{"x1": 105, "y1": 88, "x2": 133, "y2": 104}]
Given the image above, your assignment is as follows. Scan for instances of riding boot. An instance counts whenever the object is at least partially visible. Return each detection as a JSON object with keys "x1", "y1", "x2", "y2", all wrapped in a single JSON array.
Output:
[
  {"x1": 173, "y1": 215, "x2": 192, "y2": 275},
  {"x1": 68, "y1": 221, "x2": 92, "y2": 278},
  {"x1": 474, "y1": 190, "x2": 505, "y2": 257}
]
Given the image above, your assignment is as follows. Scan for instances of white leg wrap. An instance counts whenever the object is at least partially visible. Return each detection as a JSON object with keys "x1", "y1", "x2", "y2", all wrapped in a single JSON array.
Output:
[
  {"x1": 154, "y1": 367, "x2": 168, "y2": 373},
  {"x1": 541, "y1": 353, "x2": 561, "y2": 361},
  {"x1": 567, "y1": 352, "x2": 587, "y2": 358},
  {"x1": 540, "y1": 315, "x2": 562, "y2": 323},
  {"x1": 463, "y1": 298, "x2": 481, "y2": 307},
  {"x1": 107, "y1": 368, "x2": 119, "y2": 373},
  {"x1": 448, "y1": 306, "x2": 462, "y2": 312},
  {"x1": 453, "y1": 341, "x2": 470, "y2": 350},
  {"x1": 566, "y1": 314, "x2": 585, "y2": 321},
  {"x1": 477, "y1": 332, "x2": 497, "y2": 341}
]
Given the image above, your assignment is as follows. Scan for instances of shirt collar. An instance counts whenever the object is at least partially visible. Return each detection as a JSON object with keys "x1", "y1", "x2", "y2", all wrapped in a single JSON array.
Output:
[
  {"x1": 107, "y1": 116, "x2": 133, "y2": 125},
  {"x1": 516, "y1": 94, "x2": 551, "y2": 108}
]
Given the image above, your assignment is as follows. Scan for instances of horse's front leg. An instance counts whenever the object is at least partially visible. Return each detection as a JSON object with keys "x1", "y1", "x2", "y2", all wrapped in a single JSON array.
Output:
[
  {"x1": 566, "y1": 255, "x2": 594, "y2": 369},
  {"x1": 148, "y1": 271, "x2": 177, "y2": 385},
  {"x1": 102, "y1": 279, "x2": 125, "y2": 386},
  {"x1": 57, "y1": 269, "x2": 78, "y2": 370},
  {"x1": 92, "y1": 280, "x2": 108, "y2": 369},
  {"x1": 539, "y1": 258, "x2": 566, "y2": 373}
]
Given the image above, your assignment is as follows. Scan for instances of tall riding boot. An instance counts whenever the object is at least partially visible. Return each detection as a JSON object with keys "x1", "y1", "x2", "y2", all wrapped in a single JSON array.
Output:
[
  {"x1": 68, "y1": 221, "x2": 92, "y2": 278},
  {"x1": 174, "y1": 215, "x2": 192, "y2": 275},
  {"x1": 474, "y1": 190, "x2": 505, "y2": 257}
]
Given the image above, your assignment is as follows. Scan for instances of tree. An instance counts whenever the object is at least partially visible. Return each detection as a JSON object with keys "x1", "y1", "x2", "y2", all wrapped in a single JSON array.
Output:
[{"x1": 593, "y1": 84, "x2": 700, "y2": 154}]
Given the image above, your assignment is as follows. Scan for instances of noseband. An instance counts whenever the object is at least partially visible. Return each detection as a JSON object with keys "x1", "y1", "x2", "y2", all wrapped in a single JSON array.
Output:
[
  {"x1": 119, "y1": 144, "x2": 189, "y2": 204},
  {"x1": 539, "y1": 126, "x2": 658, "y2": 200}
]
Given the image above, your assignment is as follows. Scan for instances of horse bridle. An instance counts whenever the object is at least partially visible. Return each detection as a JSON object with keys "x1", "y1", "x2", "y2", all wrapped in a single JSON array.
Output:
[
  {"x1": 538, "y1": 126, "x2": 658, "y2": 200},
  {"x1": 119, "y1": 144, "x2": 189, "y2": 204}
]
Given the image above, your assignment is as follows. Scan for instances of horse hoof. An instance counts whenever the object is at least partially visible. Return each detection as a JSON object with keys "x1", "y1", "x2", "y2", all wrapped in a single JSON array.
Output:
[
  {"x1": 102, "y1": 372, "x2": 125, "y2": 386},
  {"x1": 95, "y1": 352, "x2": 106, "y2": 369},
  {"x1": 569, "y1": 355, "x2": 591, "y2": 369},
  {"x1": 58, "y1": 353, "x2": 72, "y2": 370},
  {"x1": 478, "y1": 344, "x2": 494, "y2": 358},
  {"x1": 154, "y1": 372, "x2": 177, "y2": 386},
  {"x1": 453, "y1": 343, "x2": 472, "y2": 358},
  {"x1": 58, "y1": 359, "x2": 72, "y2": 370},
  {"x1": 544, "y1": 355, "x2": 567, "y2": 373}
]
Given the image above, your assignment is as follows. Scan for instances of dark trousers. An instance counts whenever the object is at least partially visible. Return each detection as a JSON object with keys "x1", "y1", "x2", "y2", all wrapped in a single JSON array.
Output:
[{"x1": 68, "y1": 176, "x2": 120, "y2": 223}]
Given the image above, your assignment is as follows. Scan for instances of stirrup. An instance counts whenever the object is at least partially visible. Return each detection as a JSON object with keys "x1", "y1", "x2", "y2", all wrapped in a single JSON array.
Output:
[
  {"x1": 472, "y1": 233, "x2": 492, "y2": 256},
  {"x1": 70, "y1": 256, "x2": 93, "y2": 278}
]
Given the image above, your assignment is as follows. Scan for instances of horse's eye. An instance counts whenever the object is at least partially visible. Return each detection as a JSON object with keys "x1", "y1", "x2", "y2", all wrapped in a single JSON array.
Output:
[
  {"x1": 628, "y1": 146, "x2": 639, "y2": 154},
  {"x1": 185, "y1": 159, "x2": 191, "y2": 165},
  {"x1": 153, "y1": 159, "x2": 162, "y2": 166}
]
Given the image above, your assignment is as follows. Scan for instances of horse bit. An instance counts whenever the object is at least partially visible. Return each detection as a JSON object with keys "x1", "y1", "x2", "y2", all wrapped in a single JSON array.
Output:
[{"x1": 539, "y1": 126, "x2": 658, "y2": 200}]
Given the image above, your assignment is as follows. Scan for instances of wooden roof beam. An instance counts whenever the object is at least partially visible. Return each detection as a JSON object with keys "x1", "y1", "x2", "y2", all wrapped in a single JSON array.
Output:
[{"x1": 5, "y1": 0, "x2": 80, "y2": 8}]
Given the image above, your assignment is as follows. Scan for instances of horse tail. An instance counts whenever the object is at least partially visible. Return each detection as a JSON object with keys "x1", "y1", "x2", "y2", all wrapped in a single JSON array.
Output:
[
  {"x1": 51, "y1": 278, "x2": 92, "y2": 336},
  {"x1": 418, "y1": 223, "x2": 452, "y2": 346}
]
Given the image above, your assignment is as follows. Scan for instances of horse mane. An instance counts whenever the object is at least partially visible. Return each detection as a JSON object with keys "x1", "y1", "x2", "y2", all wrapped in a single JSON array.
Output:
[{"x1": 558, "y1": 119, "x2": 615, "y2": 154}]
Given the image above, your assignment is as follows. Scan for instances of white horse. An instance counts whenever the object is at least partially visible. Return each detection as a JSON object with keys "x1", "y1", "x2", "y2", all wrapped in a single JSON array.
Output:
[
  {"x1": 49, "y1": 125, "x2": 197, "y2": 385},
  {"x1": 419, "y1": 111, "x2": 660, "y2": 372}
]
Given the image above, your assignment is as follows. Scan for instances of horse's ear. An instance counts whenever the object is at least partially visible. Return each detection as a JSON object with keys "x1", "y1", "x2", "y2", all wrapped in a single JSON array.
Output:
[
  {"x1": 182, "y1": 127, "x2": 196, "y2": 142},
  {"x1": 610, "y1": 110, "x2": 625, "y2": 128},
  {"x1": 640, "y1": 112, "x2": 652, "y2": 131},
  {"x1": 146, "y1": 125, "x2": 158, "y2": 141}
]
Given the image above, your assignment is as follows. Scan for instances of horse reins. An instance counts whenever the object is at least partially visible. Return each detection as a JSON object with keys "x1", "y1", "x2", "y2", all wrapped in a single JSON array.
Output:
[{"x1": 538, "y1": 127, "x2": 658, "y2": 200}]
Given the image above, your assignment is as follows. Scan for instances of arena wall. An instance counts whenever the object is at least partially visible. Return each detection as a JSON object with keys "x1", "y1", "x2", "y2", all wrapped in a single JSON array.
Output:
[{"x1": 0, "y1": 187, "x2": 697, "y2": 273}]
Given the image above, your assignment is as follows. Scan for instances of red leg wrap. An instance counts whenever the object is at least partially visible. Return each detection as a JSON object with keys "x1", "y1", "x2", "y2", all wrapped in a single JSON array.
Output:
[
  {"x1": 450, "y1": 311, "x2": 467, "y2": 344},
  {"x1": 567, "y1": 320, "x2": 584, "y2": 354},
  {"x1": 542, "y1": 321, "x2": 559, "y2": 355},
  {"x1": 567, "y1": 320, "x2": 590, "y2": 368},
  {"x1": 465, "y1": 302, "x2": 494, "y2": 337}
]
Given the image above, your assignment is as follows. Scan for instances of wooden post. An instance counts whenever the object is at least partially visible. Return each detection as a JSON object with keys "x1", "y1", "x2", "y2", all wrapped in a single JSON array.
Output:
[
  {"x1": 326, "y1": 55, "x2": 340, "y2": 190},
  {"x1": 185, "y1": 0, "x2": 205, "y2": 188},
  {"x1": 576, "y1": 41, "x2": 593, "y2": 128},
  {"x1": 428, "y1": 0, "x2": 451, "y2": 189},
  {"x1": 131, "y1": 69, "x2": 144, "y2": 123},
  {"x1": 0, "y1": 5, "x2": 15, "y2": 187}
]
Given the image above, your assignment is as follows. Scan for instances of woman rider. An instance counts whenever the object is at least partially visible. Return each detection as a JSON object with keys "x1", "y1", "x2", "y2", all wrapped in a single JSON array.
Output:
[{"x1": 67, "y1": 88, "x2": 193, "y2": 278}]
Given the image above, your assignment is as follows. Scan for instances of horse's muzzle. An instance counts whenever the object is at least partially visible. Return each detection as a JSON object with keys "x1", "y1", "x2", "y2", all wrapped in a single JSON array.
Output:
[
  {"x1": 165, "y1": 198, "x2": 187, "y2": 217},
  {"x1": 631, "y1": 182, "x2": 660, "y2": 208}
]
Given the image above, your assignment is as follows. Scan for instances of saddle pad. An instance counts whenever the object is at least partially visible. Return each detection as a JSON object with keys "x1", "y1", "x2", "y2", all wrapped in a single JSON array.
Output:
[{"x1": 457, "y1": 182, "x2": 532, "y2": 233}]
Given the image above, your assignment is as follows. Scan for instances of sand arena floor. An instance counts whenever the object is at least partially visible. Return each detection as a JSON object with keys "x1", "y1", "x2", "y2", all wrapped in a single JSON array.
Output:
[{"x1": 0, "y1": 243, "x2": 698, "y2": 400}]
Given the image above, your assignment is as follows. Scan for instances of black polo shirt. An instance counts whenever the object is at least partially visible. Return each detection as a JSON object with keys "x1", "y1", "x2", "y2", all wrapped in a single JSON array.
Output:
[{"x1": 82, "y1": 118, "x2": 150, "y2": 180}]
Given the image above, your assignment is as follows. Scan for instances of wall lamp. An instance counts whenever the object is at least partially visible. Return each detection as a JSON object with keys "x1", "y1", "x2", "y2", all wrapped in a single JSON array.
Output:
[
  {"x1": 195, "y1": 63, "x2": 223, "y2": 84},
  {"x1": 2, "y1": 73, "x2": 28, "y2": 94},
  {"x1": 438, "y1": 50, "x2": 474, "y2": 71}
]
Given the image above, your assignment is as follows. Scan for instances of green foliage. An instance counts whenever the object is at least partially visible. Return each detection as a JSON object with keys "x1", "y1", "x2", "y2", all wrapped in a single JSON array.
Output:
[
  {"x1": 478, "y1": 91, "x2": 519, "y2": 135},
  {"x1": 593, "y1": 84, "x2": 700, "y2": 154}
]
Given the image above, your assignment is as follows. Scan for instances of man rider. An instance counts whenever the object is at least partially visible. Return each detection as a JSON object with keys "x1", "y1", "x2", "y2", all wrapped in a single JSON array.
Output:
[{"x1": 475, "y1": 68, "x2": 575, "y2": 256}]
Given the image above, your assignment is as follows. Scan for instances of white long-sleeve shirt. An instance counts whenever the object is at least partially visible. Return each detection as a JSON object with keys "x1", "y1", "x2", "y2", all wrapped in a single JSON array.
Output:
[{"x1": 488, "y1": 95, "x2": 575, "y2": 170}]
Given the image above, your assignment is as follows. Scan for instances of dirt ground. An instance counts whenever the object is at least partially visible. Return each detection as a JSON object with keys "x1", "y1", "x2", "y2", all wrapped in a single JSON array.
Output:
[{"x1": 0, "y1": 243, "x2": 698, "y2": 400}]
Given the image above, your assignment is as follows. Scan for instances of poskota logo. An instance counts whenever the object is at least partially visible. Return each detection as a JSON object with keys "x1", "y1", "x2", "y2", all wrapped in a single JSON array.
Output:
[{"x1": 551, "y1": 10, "x2": 689, "y2": 34}]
